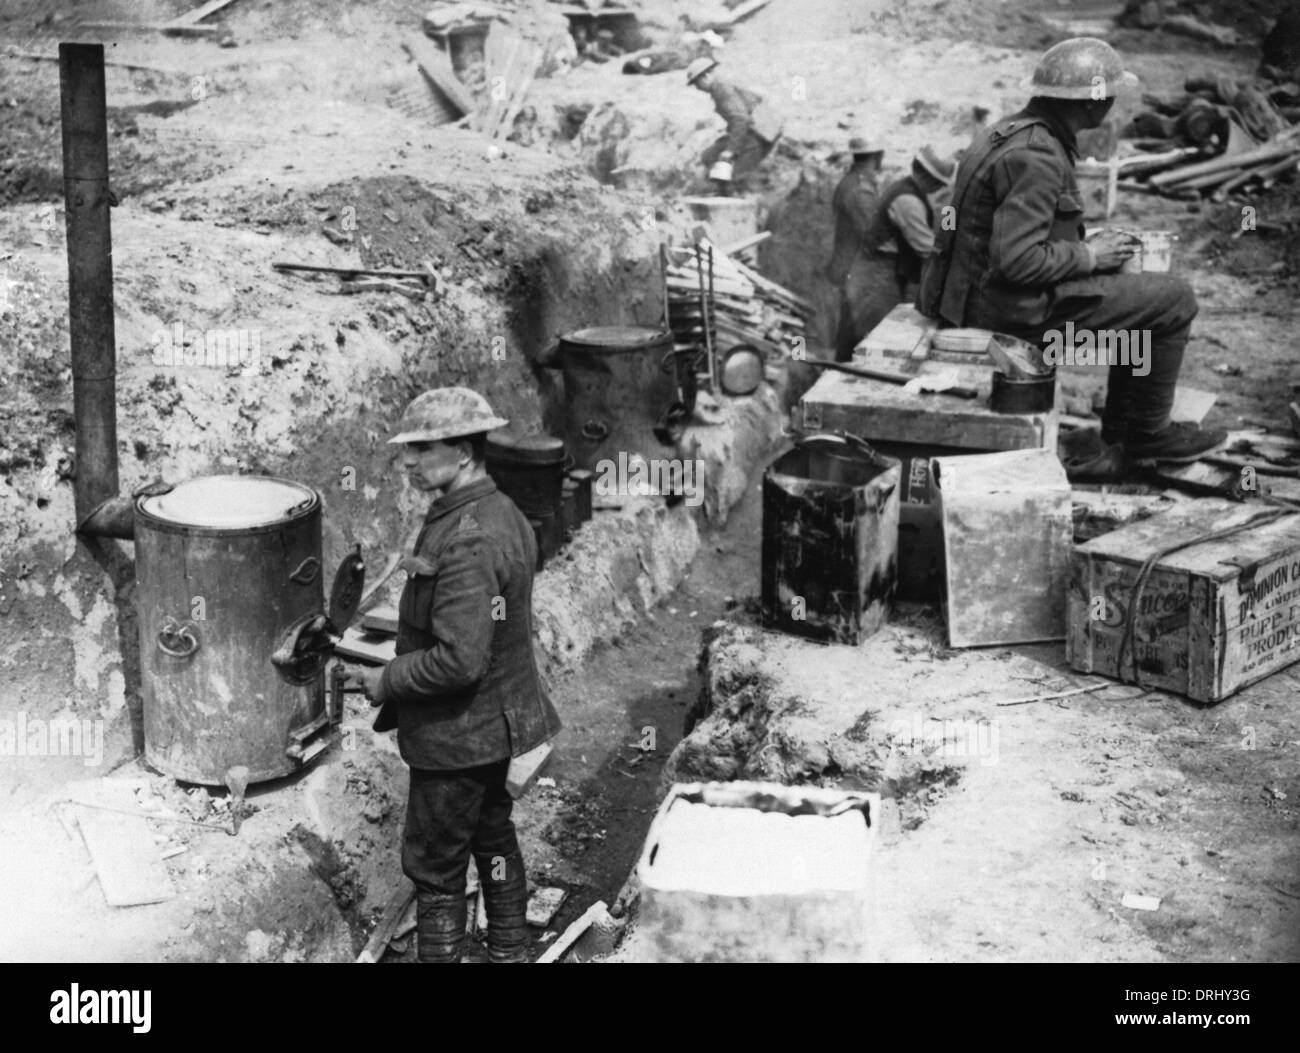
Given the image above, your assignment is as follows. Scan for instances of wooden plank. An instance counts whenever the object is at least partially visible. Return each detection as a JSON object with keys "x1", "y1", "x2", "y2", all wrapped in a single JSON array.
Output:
[
  {"x1": 720, "y1": 230, "x2": 772, "y2": 256},
  {"x1": 167, "y1": 0, "x2": 242, "y2": 27},
  {"x1": 6, "y1": 50, "x2": 187, "y2": 75},
  {"x1": 536, "y1": 900, "x2": 607, "y2": 963},
  {"x1": 403, "y1": 34, "x2": 474, "y2": 119},
  {"x1": 1151, "y1": 132, "x2": 1300, "y2": 187},
  {"x1": 360, "y1": 605, "x2": 399, "y2": 635},
  {"x1": 860, "y1": 303, "x2": 939, "y2": 360},
  {"x1": 356, "y1": 881, "x2": 416, "y2": 963},
  {"x1": 722, "y1": 0, "x2": 775, "y2": 26},
  {"x1": 76, "y1": 805, "x2": 176, "y2": 907},
  {"x1": 334, "y1": 627, "x2": 396, "y2": 665},
  {"x1": 77, "y1": 21, "x2": 223, "y2": 36}
]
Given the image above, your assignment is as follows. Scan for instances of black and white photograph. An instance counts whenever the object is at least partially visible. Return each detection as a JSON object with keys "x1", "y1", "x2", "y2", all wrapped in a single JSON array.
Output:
[{"x1": 0, "y1": 0, "x2": 1295, "y2": 998}]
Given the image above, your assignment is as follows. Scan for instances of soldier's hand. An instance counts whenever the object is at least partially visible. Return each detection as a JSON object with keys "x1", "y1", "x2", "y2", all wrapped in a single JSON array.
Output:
[
  {"x1": 345, "y1": 666, "x2": 386, "y2": 704},
  {"x1": 1088, "y1": 231, "x2": 1138, "y2": 273}
]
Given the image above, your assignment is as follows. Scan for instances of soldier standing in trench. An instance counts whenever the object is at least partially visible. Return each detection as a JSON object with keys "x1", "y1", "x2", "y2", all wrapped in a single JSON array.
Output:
[
  {"x1": 829, "y1": 142, "x2": 958, "y2": 361},
  {"x1": 825, "y1": 133, "x2": 886, "y2": 361},
  {"x1": 349, "y1": 387, "x2": 562, "y2": 963}
]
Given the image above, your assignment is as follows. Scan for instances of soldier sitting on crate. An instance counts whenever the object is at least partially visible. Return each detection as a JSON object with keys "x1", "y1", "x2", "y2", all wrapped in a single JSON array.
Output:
[
  {"x1": 348, "y1": 387, "x2": 562, "y2": 963},
  {"x1": 687, "y1": 57, "x2": 784, "y2": 190},
  {"x1": 916, "y1": 37, "x2": 1227, "y2": 480}
]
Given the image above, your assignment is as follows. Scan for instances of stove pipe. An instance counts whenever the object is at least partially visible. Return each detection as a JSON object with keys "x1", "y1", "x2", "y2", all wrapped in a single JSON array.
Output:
[{"x1": 60, "y1": 42, "x2": 133, "y2": 541}]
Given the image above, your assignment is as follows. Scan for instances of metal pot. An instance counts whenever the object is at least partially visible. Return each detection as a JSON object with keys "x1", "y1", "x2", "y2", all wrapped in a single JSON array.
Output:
[
  {"x1": 550, "y1": 325, "x2": 679, "y2": 471},
  {"x1": 719, "y1": 344, "x2": 764, "y2": 396},
  {"x1": 990, "y1": 370, "x2": 1057, "y2": 414},
  {"x1": 135, "y1": 475, "x2": 337, "y2": 785}
]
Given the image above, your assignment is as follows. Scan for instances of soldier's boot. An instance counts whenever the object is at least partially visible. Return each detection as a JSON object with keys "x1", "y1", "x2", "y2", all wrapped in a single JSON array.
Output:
[
  {"x1": 475, "y1": 851, "x2": 529, "y2": 963},
  {"x1": 415, "y1": 890, "x2": 466, "y2": 963}
]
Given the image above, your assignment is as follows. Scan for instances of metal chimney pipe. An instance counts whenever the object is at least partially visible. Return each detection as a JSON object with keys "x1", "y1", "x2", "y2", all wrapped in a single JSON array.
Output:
[{"x1": 61, "y1": 42, "x2": 133, "y2": 540}]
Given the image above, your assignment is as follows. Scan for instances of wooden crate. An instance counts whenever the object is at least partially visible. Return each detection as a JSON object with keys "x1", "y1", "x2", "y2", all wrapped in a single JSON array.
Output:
[
  {"x1": 635, "y1": 782, "x2": 878, "y2": 963},
  {"x1": 1067, "y1": 500, "x2": 1300, "y2": 702}
]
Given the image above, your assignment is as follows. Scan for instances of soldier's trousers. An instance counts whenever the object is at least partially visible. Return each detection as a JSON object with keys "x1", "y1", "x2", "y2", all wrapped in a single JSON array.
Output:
[
  {"x1": 401, "y1": 759, "x2": 518, "y2": 895},
  {"x1": 836, "y1": 253, "x2": 904, "y2": 361},
  {"x1": 995, "y1": 272, "x2": 1197, "y2": 442}
]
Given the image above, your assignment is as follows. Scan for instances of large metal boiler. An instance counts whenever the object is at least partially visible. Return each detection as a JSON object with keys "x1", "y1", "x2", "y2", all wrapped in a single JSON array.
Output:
[{"x1": 135, "y1": 475, "x2": 359, "y2": 786}]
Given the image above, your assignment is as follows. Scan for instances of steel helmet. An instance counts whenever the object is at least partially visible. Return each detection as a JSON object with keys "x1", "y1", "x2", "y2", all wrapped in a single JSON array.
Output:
[
  {"x1": 387, "y1": 387, "x2": 509, "y2": 445},
  {"x1": 686, "y1": 56, "x2": 718, "y2": 85},
  {"x1": 1026, "y1": 37, "x2": 1139, "y2": 100},
  {"x1": 848, "y1": 133, "x2": 883, "y2": 156}
]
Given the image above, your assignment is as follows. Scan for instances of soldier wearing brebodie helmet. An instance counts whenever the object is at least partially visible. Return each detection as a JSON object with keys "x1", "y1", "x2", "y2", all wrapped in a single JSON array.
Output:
[
  {"x1": 350, "y1": 386, "x2": 561, "y2": 963},
  {"x1": 918, "y1": 38, "x2": 1226, "y2": 476}
]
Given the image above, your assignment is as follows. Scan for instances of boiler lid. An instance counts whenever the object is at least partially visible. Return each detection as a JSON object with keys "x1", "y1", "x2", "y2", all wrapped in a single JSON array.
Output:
[{"x1": 140, "y1": 475, "x2": 318, "y2": 528}]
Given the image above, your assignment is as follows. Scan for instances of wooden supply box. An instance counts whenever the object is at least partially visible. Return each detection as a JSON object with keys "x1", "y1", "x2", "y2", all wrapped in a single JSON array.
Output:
[
  {"x1": 933, "y1": 448, "x2": 1073, "y2": 647},
  {"x1": 635, "y1": 782, "x2": 879, "y2": 963},
  {"x1": 1068, "y1": 501, "x2": 1300, "y2": 702}
]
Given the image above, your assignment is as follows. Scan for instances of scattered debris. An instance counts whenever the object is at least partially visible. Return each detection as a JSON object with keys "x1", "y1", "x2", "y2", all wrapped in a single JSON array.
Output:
[
  {"x1": 1120, "y1": 893, "x2": 1162, "y2": 912},
  {"x1": 995, "y1": 682, "x2": 1109, "y2": 707},
  {"x1": 526, "y1": 886, "x2": 568, "y2": 927},
  {"x1": 68, "y1": 783, "x2": 177, "y2": 908}
]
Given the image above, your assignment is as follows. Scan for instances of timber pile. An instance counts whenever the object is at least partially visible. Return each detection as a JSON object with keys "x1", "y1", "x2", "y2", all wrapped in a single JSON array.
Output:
[
  {"x1": 1120, "y1": 76, "x2": 1300, "y2": 201},
  {"x1": 664, "y1": 239, "x2": 809, "y2": 359}
]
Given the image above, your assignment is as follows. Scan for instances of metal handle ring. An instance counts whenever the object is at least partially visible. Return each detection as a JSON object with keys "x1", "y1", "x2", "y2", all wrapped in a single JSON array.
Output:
[{"x1": 157, "y1": 618, "x2": 200, "y2": 659}]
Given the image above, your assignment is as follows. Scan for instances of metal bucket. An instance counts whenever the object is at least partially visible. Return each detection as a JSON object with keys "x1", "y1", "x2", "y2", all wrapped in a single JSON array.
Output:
[
  {"x1": 761, "y1": 434, "x2": 901, "y2": 645},
  {"x1": 555, "y1": 326, "x2": 679, "y2": 472},
  {"x1": 135, "y1": 475, "x2": 328, "y2": 786},
  {"x1": 486, "y1": 431, "x2": 567, "y2": 519}
]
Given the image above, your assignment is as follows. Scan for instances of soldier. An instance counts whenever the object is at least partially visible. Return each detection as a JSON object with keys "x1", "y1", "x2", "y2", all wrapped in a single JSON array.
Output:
[
  {"x1": 918, "y1": 37, "x2": 1226, "y2": 476},
  {"x1": 687, "y1": 57, "x2": 784, "y2": 189},
  {"x1": 825, "y1": 133, "x2": 886, "y2": 361},
  {"x1": 873, "y1": 146, "x2": 957, "y2": 306},
  {"x1": 349, "y1": 387, "x2": 562, "y2": 963}
]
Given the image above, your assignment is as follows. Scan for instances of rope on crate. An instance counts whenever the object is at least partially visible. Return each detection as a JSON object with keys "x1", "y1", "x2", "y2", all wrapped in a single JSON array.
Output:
[{"x1": 1116, "y1": 505, "x2": 1298, "y2": 690}]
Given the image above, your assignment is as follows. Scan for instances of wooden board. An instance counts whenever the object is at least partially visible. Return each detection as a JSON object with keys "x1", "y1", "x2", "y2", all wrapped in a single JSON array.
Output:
[
  {"x1": 75, "y1": 805, "x2": 176, "y2": 908},
  {"x1": 167, "y1": 0, "x2": 242, "y2": 26},
  {"x1": 403, "y1": 34, "x2": 475, "y2": 119},
  {"x1": 334, "y1": 627, "x2": 396, "y2": 665},
  {"x1": 1067, "y1": 500, "x2": 1300, "y2": 702},
  {"x1": 356, "y1": 881, "x2": 416, "y2": 963},
  {"x1": 858, "y1": 303, "x2": 939, "y2": 361},
  {"x1": 360, "y1": 605, "x2": 399, "y2": 635}
]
